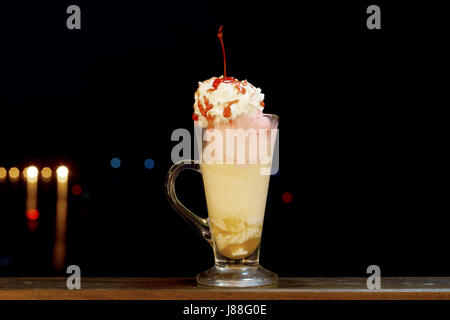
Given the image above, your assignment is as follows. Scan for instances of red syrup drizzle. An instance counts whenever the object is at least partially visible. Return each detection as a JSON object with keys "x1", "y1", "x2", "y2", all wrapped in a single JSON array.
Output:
[
  {"x1": 193, "y1": 26, "x2": 248, "y2": 125},
  {"x1": 208, "y1": 26, "x2": 247, "y2": 95},
  {"x1": 194, "y1": 94, "x2": 215, "y2": 126},
  {"x1": 223, "y1": 99, "x2": 239, "y2": 118},
  {"x1": 208, "y1": 77, "x2": 246, "y2": 94}
]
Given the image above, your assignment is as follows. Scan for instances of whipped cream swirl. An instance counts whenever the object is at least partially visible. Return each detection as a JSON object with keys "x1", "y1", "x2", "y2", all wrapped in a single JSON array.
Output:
[{"x1": 193, "y1": 76, "x2": 265, "y2": 127}]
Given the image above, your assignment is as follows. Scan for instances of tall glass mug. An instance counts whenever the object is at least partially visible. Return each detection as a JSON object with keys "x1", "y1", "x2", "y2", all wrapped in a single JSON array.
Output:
[{"x1": 166, "y1": 114, "x2": 279, "y2": 287}]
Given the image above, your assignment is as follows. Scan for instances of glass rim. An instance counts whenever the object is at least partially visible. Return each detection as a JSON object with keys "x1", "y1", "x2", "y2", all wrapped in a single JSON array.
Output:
[
  {"x1": 193, "y1": 113, "x2": 279, "y2": 123},
  {"x1": 260, "y1": 113, "x2": 279, "y2": 120}
]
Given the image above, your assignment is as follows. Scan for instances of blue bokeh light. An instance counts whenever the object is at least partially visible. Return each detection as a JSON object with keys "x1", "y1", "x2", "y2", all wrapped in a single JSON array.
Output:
[
  {"x1": 110, "y1": 157, "x2": 121, "y2": 168},
  {"x1": 144, "y1": 158, "x2": 155, "y2": 170}
]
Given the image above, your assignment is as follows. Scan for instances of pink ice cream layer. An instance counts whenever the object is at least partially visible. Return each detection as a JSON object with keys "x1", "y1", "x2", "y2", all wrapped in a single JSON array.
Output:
[
  {"x1": 213, "y1": 112, "x2": 272, "y2": 131},
  {"x1": 201, "y1": 112, "x2": 275, "y2": 164}
]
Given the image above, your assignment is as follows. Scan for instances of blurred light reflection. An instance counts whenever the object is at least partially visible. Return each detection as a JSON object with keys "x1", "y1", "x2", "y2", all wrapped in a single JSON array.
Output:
[
  {"x1": 144, "y1": 158, "x2": 155, "y2": 169},
  {"x1": 41, "y1": 167, "x2": 53, "y2": 180},
  {"x1": 111, "y1": 157, "x2": 121, "y2": 168},
  {"x1": 0, "y1": 167, "x2": 6, "y2": 181},
  {"x1": 56, "y1": 166, "x2": 69, "y2": 181},
  {"x1": 26, "y1": 166, "x2": 39, "y2": 222},
  {"x1": 8, "y1": 167, "x2": 20, "y2": 181},
  {"x1": 26, "y1": 166, "x2": 38, "y2": 182},
  {"x1": 26, "y1": 209, "x2": 40, "y2": 221},
  {"x1": 53, "y1": 166, "x2": 69, "y2": 272},
  {"x1": 71, "y1": 184, "x2": 82, "y2": 196}
]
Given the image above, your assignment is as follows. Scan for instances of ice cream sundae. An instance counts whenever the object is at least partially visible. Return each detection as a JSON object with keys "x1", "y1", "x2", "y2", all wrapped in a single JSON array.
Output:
[{"x1": 192, "y1": 28, "x2": 275, "y2": 260}]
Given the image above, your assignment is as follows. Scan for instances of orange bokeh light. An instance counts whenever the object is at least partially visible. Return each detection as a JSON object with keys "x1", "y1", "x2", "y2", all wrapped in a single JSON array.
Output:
[
  {"x1": 9, "y1": 167, "x2": 20, "y2": 180},
  {"x1": 41, "y1": 167, "x2": 52, "y2": 180},
  {"x1": 57, "y1": 166, "x2": 69, "y2": 181},
  {"x1": 0, "y1": 167, "x2": 6, "y2": 180},
  {"x1": 26, "y1": 166, "x2": 39, "y2": 180}
]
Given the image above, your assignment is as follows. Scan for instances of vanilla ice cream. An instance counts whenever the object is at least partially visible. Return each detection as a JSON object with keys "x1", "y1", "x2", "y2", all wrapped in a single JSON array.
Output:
[{"x1": 202, "y1": 163, "x2": 270, "y2": 259}]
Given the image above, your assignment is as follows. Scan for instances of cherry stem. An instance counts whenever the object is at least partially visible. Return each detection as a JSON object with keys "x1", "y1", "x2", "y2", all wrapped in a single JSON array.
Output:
[{"x1": 217, "y1": 25, "x2": 226, "y2": 78}]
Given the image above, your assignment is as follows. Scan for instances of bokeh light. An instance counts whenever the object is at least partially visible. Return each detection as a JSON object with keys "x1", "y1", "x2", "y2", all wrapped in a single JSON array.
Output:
[
  {"x1": 41, "y1": 167, "x2": 52, "y2": 180},
  {"x1": 8, "y1": 167, "x2": 20, "y2": 180},
  {"x1": 56, "y1": 166, "x2": 69, "y2": 181},
  {"x1": 26, "y1": 166, "x2": 39, "y2": 180},
  {"x1": 26, "y1": 209, "x2": 40, "y2": 221},
  {"x1": 0, "y1": 167, "x2": 6, "y2": 181},
  {"x1": 110, "y1": 157, "x2": 121, "y2": 168},
  {"x1": 281, "y1": 192, "x2": 293, "y2": 204},
  {"x1": 71, "y1": 184, "x2": 83, "y2": 196},
  {"x1": 81, "y1": 192, "x2": 90, "y2": 201},
  {"x1": 144, "y1": 158, "x2": 155, "y2": 169}
]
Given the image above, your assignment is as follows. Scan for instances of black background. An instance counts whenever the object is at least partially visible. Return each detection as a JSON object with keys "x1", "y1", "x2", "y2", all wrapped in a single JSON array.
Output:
[{"x1": 0, "y1": 0, "x2": 447, "y2": 277}]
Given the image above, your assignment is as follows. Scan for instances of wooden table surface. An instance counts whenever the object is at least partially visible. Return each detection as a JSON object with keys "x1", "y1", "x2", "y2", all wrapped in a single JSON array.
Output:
[{"x1": 1, "y1": 277, "x2": 450, "y2": 300}]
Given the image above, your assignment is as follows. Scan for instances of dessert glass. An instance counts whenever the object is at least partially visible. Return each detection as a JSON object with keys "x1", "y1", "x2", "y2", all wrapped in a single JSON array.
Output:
[{"x1": 166, "y1": 114, "x2": 278, "y2": 287}]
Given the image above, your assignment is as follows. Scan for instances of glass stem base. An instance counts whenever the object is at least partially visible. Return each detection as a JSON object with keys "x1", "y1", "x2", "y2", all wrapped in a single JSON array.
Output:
[{"x1": 196, "y1": 264, "x2": 278, "y2": 287}]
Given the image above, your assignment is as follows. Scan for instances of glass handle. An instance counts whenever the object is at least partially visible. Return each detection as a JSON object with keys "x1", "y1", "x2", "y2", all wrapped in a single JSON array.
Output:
[{"x1": 166, "y1": 161, "x2": 211, "y2": 241}]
